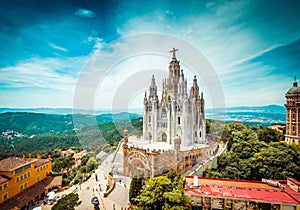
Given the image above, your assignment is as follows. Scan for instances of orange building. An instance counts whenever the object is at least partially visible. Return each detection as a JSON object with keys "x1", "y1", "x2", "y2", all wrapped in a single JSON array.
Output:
[{"x1": 0, "y1": 156, "x2": 61, "y2": 210}]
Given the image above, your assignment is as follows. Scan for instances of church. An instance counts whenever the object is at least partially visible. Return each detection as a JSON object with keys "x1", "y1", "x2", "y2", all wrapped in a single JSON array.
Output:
[
  {"x1": 120, "y1": 49, "x2": 219, "y2": 178},
  {"x1": 143, "y1": 48, "x2": 206, "y2": 146}
]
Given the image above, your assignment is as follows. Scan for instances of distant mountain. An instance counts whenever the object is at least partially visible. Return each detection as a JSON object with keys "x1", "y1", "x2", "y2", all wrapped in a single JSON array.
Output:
[
  {"x1": 222, "y1": 104, "x2": 285, "y2": 113},
  {"x1": 96, "y1": 112, "x2": 142, "y2": 124},
  {"x1": 0, "y1": 108, "x2": 74, "y2": 115},
  {"x1": 0, "y1": 112, "x2": 142, "y2": 136},
  {"x1": 206, "y1": 104, "x2": 286, "y2": 126},
  {"x1": 0, "y1": 105, "x2": 286, "y2": 132},
  {"x1": 0, "y1": 108, "x2": 113, "y2": 115}
]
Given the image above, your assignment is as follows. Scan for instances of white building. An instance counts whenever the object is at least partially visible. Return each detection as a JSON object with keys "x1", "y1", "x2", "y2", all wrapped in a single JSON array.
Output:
[{"x1": 143, "y1": 48, "x2": 206, "y2": 146}]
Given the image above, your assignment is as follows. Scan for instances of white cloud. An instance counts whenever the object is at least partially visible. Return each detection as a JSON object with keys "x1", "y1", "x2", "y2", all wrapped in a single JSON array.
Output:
[
  {"x1": 0, "y1": 56, "x2": 88, "y2": 107},
  {"x1": 73, "y1": 33, "x2": 224, "y2": 111},
  {"x1": 49, "y1": 43, "x2": 68, "y2": 52},
  {"x1": 85, "y1": 36, "x2": 105, "y2": 50},
  {"x1": 113, "y1": 2, "x2": 300, "y2": 107},
  {"x1": 75, "y1": 8, "x2": 96, "y2": 18}
]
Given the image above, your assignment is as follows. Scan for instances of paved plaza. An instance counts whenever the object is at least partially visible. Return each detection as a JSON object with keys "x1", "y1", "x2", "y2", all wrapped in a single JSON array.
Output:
[{"x1": 41, "y1": 151, "x2": 131, "y2": 210}]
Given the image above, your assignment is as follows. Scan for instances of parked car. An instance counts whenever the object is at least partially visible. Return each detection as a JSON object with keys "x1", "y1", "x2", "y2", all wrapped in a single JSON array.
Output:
[{"x1": 91, "y1": 196, "x2": 99, "y2": 206}]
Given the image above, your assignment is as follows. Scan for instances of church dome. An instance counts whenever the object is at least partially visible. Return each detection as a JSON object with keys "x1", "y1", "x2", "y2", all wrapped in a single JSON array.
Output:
[
  {"x1": 288, "y1": 87, "x2": 300, "y2": 94},
  {"x1": 287, "y1": 79, "x2": 300, "y2": 94}
]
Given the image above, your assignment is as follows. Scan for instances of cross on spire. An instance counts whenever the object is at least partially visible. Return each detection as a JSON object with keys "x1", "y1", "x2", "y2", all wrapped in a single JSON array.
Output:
[{"x1": 169, "y1": 47, "x2": 178, "y2": 59}]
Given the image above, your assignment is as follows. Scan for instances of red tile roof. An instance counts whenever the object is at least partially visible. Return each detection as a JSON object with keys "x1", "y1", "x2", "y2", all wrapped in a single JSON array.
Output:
[
  {"x1": 184, "y1": 176, "x2": 300, "y2": 205},
  {"x1": 0, "y1": 157, "x2": 50, "y2": 172},
  {"x1": 35, "y1": 159, "x2": 50, "y2": 167},
  {"x1": 0, "y1": 175, "x2": 10, "y2": 184},
  {"x1": 280, "y1": 180, "x2": 300, "y2": 203},
  {"x1": 288, "y1": 178, "x2": 300, "y2": 186},
  {"x1": 0, "y1": 157, "x2": 36, "y2": 172}
]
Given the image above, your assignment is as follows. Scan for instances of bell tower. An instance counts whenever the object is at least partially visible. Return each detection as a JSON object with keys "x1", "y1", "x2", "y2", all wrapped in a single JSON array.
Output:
[{"x1": 285, "y1": 77, "x2": 300, "y2": 144}]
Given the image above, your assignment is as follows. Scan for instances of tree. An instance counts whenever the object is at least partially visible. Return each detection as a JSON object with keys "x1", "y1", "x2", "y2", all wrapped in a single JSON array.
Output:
[
  {"x1": 134, "y1": 175, "x2": 191, "y2": 210},
  {"x1": 52, "y1": 155, "x2": 75, "y2": 175},
  {"x1": 51, "y1": 193, "x2": 79, "y2": 210},
  {"x1": 209, "y1": 120, "x2": 224, "y2": 136},
  {"x1": 257, "y1": 127, "x2": 283, "y2": 143},
  {"x1": 204, "y1": 121, "x2": 300, "y2": 181},
  {"x1": 86, "y1": 157, "x2": 97, "y2": 172},
  {"x1": 129, "y1": 174, "x2": 145, "y2": 205}
]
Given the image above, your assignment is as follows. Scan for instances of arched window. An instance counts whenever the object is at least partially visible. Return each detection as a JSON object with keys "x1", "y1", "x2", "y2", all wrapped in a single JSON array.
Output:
[
  {"x1": 162, "y1": 133, "x2": 167, "y2": 142},
  {"x1": 161, "y1": 108, "x2": 167, "y2": 118}
]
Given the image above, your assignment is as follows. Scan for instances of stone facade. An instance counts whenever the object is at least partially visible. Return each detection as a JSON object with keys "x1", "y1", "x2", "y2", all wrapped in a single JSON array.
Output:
[
  {"x1": 122, "y1": 130, "x2": 218, "y2": 178},
  {"x1": 121, "y1": 49, "x2": 216, "y2": 178},
  {"x1": 285, "y1": 77, "x2": 300, "y2": 145},
  {"x1": 143, "y1": 48, "x2": 206, "y2": 146}
]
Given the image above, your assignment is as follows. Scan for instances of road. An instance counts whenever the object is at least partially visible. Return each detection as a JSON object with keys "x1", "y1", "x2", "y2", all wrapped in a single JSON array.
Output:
[{"x1": 41, "y1": 165, "x2": 130, "y2": 210}]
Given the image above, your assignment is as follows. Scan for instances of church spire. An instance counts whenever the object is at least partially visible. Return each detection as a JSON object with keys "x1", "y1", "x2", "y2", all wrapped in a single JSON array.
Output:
[
  {"x1": 168, "y1": 48, "x2": 180, "y2": 78},
  {"x1": 149, "y1": 75, "x2": 158, "y2": 99},
  {"x1": 191, "y1": 75, "x2": 199, "y2": 97},
  {"x1": 294, "y1": 76, "x2": 298, "y2": 87}
]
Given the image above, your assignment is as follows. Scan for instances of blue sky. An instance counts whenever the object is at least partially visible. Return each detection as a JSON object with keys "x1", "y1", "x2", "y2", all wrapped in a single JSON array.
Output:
[{"x1": 1, "y1": 0, "x2": 300, "y2": 109}]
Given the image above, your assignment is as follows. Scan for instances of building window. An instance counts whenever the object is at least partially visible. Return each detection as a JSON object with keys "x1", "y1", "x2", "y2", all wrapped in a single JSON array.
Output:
[
  {"x1": 37, "y1": 176, "x2": 40, "y2": 182},
  {"x1": 195, "y1": 131, "x2": 197, "y2": 137},
  {"x1": 4, "y1": 183, "x2": 7, "y2": 189},
  {"x1": 28, "y1": 172, "x2": 31, "y2": 177},
  {"x1": 199, "y1": 131, "x2": 201, "y2": 138},
  {"x1": 46, "y1": 164, "x2": 48, "y2": 168},
  {"x1": 46, "y1": 172, "x2": 49, "y2": 176},
  {"x1": 20, "y1": 175, "x2": 23, "y2": 180},
  {"x1": 0, "y1": 185, "x2": 2, "y2": 191},
  {"x1": 3, "y1": 193, "x2": 8, "y2": 200},
  {"x1": 24, "y1": 183, "x2": 27, "y2": 189},
  {"x1": 178, "y1": 117, "x2": 180, "y2": 125},
  {"x1": 20, "y1": 185, "x2": 23, "y2": 191},
  {"x1": 24, "y1": 173, "x2": 27, "y2": 179},
  {"x1": 16, "y1": 177, "x2": 19, "y2": 182},
  {"x1": 292, "y1": 113, "x2": 296, "y2": 119},
  {"x1": 293, "y1": 126, "x2": 296, "y2": 132},
  {"x1": 148, "y1": 116, "x2": 151, "y2": 122}
]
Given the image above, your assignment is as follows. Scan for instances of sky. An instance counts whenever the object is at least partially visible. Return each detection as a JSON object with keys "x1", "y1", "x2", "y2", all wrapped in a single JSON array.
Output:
[{"x1": 1, "y1": 0, "x2": 300, "y2": 110}]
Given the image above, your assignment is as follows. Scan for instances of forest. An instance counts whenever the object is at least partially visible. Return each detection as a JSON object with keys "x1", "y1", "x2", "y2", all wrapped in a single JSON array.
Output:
[
  {"x1": 0, "y1": 117, "x2": 142, "y2": 160},
  {"x1": 204, "y1": 121, "x2": 300, "y2": 180},
  {"x1": 0, "y1": 112, "x2": 299, "y2": 182}
]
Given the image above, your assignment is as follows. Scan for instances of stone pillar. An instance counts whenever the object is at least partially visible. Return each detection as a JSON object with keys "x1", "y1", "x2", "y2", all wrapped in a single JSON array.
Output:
[
  {"x1": 123, "y1": 130, "x2": 129, "y2": 176},
  {"x1": 174, "y1": 135, "x2": 181, "y2": 162}
]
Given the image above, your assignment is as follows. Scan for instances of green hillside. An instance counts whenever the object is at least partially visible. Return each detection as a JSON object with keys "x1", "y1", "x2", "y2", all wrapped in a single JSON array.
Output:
[{"x1": 0, "y1": 112, "x2": 74, "y2": 135}]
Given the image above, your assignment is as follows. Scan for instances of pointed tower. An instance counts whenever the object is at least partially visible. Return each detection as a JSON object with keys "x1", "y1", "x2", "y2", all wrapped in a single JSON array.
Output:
[
  {"x1": 285, "y1": 77, "x2": 300, "y2": 144},
  {"x1": 149, "y1": 75, "x2": 158, "y2": 101},
  {"x1": 168, "y1": 48, "x2": 181, "y2": 78},
  {"x1": 143, "y1": 48, "x2": 206, "y2": 146}
]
